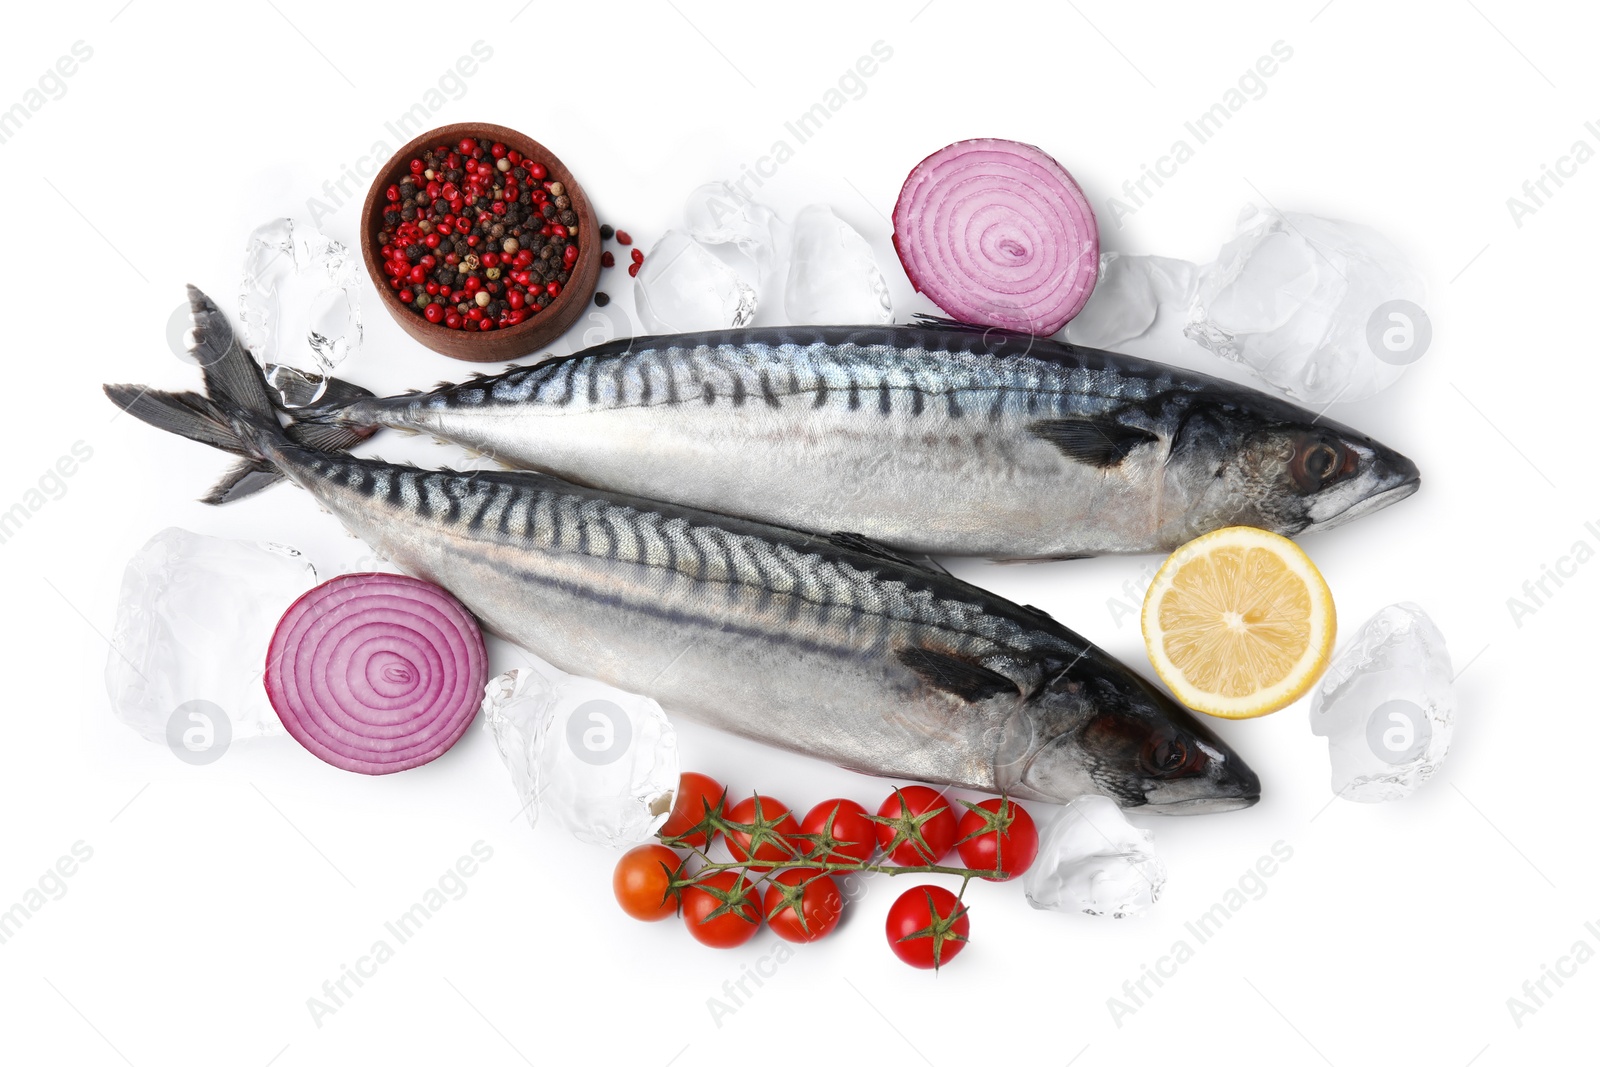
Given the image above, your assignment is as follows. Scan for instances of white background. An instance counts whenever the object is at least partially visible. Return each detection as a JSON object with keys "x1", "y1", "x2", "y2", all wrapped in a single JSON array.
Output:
[{"x1": 1, "y1": 1, "x2": 1593, "y2": 1064}]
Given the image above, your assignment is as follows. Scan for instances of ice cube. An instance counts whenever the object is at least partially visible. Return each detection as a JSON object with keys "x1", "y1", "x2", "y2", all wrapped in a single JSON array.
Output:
[
  {"x1": 1064, "y1": 253, "x2": 1197, "y2": 349},
  {"x1": 239, "y1": 218, "x2": 362, "y2": 373},
  {"x1": 633, "y1": 230, "x2": 758, "y2": 333},
  {"x1": 684, "y1": 181, "x2": 787, "y2": 279},
  {"x1": 1023, "y1": 795, "x2": 1166, "y2": 918},
  {"x1": 1310, "y1": 603, "x2": 1454, "y2": 803},
  {"x1": 783, "y1": 204, "x2": 893, "y2": 325},
  {"x1": 1184, "y1": 206, "x2": 1429, "y2": 405},
  {"x1": 482, "y1": 668, "x2": 679, "y2": 848},
  {"x1": 105, "y1": 527, "x2": 318, "y2": 747}
]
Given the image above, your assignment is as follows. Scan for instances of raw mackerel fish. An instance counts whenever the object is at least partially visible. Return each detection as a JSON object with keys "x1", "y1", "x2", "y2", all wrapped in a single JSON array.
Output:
[
  {"x1": 271, "y1": 321, "x2": 1421, "y2": 560},
  {"x1": 106, "y1": 288, "x2": 1261, "y2": 813}
]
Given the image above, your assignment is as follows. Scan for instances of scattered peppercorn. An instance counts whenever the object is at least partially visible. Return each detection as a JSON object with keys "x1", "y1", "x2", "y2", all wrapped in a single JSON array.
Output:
[
  {"x1": 631, "y1": 248, "x2": 644, "y2": 265},
  {"x1": 599, "y1": 223, "x2": 615, "y2": 240},
  {"x1": 594, "y1": 292, "x2": 610, "y2": 306},
  {"x1": 628, "y1": 262, "x2": 641, "y2": 277},
  {"x1": 615, "y1": 230, "x2": 632, "y2": 246},
  {"x1": 601, "y1": 250, "x2": 615, "y2": 269}
]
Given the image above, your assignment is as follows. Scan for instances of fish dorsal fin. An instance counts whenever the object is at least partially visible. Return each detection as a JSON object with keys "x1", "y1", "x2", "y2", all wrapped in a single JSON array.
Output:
[
  {"x1": 895, "y1": 646, "x2": 1019, "y2": 702},
  {"x1": 1029, "y1": 417, "x2": 1159, "y2": 468},
  {"x1": 908, "y1": 314, "x2": 1046, "y2": 342},
  {"x1": 824, "y1": 531, "x2": 949, "y2": 575}
]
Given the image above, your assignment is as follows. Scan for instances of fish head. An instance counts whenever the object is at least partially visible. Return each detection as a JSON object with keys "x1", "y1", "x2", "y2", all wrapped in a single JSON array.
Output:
[
  {"x1": 1166, "y1": 397, "x2": 1420, "y2": 538},
  {"x1": 1017, "y1": 651, "x2": 1261, "y2": 814}
]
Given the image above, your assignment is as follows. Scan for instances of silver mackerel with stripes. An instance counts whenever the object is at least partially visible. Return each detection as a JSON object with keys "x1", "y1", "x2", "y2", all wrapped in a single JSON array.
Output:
[
  {"x1": 286, "y1": 323, "x2": 1421, "y2": 560},
  {"x1": 275, "y1": 445, "x2": 1260, "y2": 812}
]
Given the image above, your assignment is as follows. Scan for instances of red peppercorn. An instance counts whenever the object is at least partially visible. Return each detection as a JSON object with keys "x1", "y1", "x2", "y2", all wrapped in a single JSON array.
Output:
[
  {"x1": 563, "y1": 245, "x2": 579, "y2": 265},
  {"x1": 386, "y1": 184, "x2": 400, "y2": 202},
  {"x1": 398, "y1": 289, "x2": 414, "y2": 303},
  {"x1": 630, "y1": 248, "x2": 644, "y2": 264},
  {"x1": 508, "y1": 290, "x2": 525, "y2": 310},
  {"x1": 615, "y1": 230, "x2": 633, "y2": 245},
  {"x1": 628, "y1": 262, "x2": 641, "y2": 277},
  {"x1": 527, "y1": 162, "x2": 547, "y2": 180},
  {"x1": 424, "y1": 303, "x2": 444, "y2": 323},
  {"x1": 444, "y1": 311, "x2": 462, "y2": 329},
  {"x1": 601, "y1": 251, "x2": 615, "y2": 268},
  {"x1": 514, "y1": 250, "x2": 533, "y2": 267},
  {"x1": 491, "y1": 142, "x2": 506, "y2": 158},
  {"x1": 507, "y1": 149, "x2": 522, "y2": 165},
  {"x1": 546, "y1": 281, "x2": 561, "y2": 297},
  {"x1": 409, "y1": 158, "x2": 424, "y2": 174},
  {"x1": 458, "y1": 138, "x2": 475, "y2": 154}
]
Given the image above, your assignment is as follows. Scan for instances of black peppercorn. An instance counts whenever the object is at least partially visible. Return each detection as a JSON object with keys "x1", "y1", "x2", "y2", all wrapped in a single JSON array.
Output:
[
  {"x1": 599, "y1": 224, "x2": 615, "y2": 241},
  {"x1": 559, "y1": 209, "x2": 578, "y2": 227},
  {"x1": 594, "y1": 291, "x2": 610, "y2": 306}
]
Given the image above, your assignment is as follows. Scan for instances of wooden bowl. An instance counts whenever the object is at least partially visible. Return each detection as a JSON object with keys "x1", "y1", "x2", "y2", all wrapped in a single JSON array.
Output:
[{"x1": 361, "y1": 122, "x2": 601, "y2": 363}]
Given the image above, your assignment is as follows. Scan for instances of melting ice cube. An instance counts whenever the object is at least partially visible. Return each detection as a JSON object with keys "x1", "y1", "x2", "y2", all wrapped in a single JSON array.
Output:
[
  {"x1": 1064, "y1": 253, "x2": 1198, "y2": 349},
  {"x1": 1310, "y1": 603, "x2": 1454, "y2": 803},
  {"x1": 684, "y1": 181, "x2": 787, "y2": 280},
  {"x1": 633, "y1": 230, "x2": 758, "y2": 333},
  {"x1": 482, "y1": 668, "x2": 679, "y2": 848},
  {"x1": 783, "y1": 204, "x2": 893, "y2": 325},
  {"x1": 105, "y1": 527, "x2": 317, "y2": 747},
  {"x1": 1023, "y1": 795, "x2": 1166, "y2": 918},
  {"x1": 239, "y1": 218, "x2": 362, "y2": 373},
  {"x1": 1184, "y1": 206, "x2": 1429, "y2": 405}
]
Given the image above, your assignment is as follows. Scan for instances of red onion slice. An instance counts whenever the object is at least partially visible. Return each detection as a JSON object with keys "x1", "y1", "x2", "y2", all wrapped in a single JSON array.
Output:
[
  {"x1": 264, "y1": 572, "x2": 487, "y2": 774},
  {"x1": 892, "y1": 138, "x2": 1099, "y2": 335}
]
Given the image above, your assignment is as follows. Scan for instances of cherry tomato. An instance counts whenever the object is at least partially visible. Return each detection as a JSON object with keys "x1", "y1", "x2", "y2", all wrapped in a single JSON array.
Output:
[
  {"x1": 875, "y1": 786, "x2": 957, "y2": 866},
  {"x1": 762, "y1": 868, "x2": 843, "y2": 943},
  {"x1": 724, "y1": 794, "x2": 803, "y2": 871},
  {"x1": 955, "y1": 798, "x2": 1039, "y2": 881},
  {"x1": 612, "y1": 844, "x2": 682, "y2": 921},
  {"x1": 800, "y1": 799, "x2": 876, "y2": 866},
  {"x1": 681, "y1": 870, "x2": 762, "y2": 948},
  {"x1": 659, "y1": 772, "x2": 725, "y2": 848},
  {"x1": 885, "y1": 885, "x2": 970, "y2": 970}
]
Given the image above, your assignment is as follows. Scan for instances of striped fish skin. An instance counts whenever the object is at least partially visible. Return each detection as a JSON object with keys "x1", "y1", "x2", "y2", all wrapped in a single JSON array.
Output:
[
  {"x1": 306, "y1": 325, "x2": 1421, "y2": 559},
  {"x1": 269, "y1": 443, "x2": 1258, "y2": 812}
]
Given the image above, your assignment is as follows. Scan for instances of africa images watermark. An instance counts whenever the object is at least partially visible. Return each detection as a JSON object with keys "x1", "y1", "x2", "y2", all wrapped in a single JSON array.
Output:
[
  {"x1": 0, "y1": 441, "x2": 95, "y2": 548},
  {"x1": 0, "y1": 40, "x2": 94, "y2": 148},
  {"x1": 1106, "y1": 840, "x2": 1294, "y2": 1028},
  {"x1": 1503, "y1": 518, "x2": 1600, "y2": 628},
  {"x1": 713, "y1": 40, "x2": 895, "y2": 205},
  {"x1": 305, "y1": 841, "x2": 495, "y2": 1028},
  {"x1": 1504, "y1": 120, "x2": 1600, "y2": 229},
  {"x1": 305, "y1": 40, "x2": 496, "y2": 227},
  {"x1": 1505, "y1": 918, "x2": 1600, "y2": 1029},
  {"x1": 1104, "y1": 40, "x2": 1295, "y2": 229},
  {"x1": 0, "y1": 841, "x2": 94, "y2": 947}
]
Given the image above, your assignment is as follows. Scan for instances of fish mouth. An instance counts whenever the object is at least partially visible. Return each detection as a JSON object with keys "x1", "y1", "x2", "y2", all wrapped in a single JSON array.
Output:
[
  {"x1": 1140, "y1": 792, "x2": 1261, "y2": 815},
  {"x1": 1304, "y1": 445, "x2": 1421, "y2": 531}
]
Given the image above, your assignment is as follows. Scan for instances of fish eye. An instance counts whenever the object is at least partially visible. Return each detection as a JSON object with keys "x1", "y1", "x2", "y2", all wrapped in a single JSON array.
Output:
[
  {"x1": 1291, "y1": 438, "x2": 1353, "y2": 491},
  {"x1": 1142, "y1": 738, "x2": 1189, "y2": 776}
]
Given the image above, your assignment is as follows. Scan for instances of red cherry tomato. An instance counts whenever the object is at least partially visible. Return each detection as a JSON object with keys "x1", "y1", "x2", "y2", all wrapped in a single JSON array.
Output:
[
  {"x1": 659, "y1": 772, "x2": 725, "y2": 848},
  {"x1": 612, "y1": 844, "x2": 682, "y2": 921},
  {"x1": 885, "y1": 885, "x2": 970, "y2": 970},
  {"x1": 955, "y1": 798, "x2": 1039, "y2": 881},
  {"x1": 724, "y1": 795, "x2": 803, "y2": 871},
  {"x1": 800, "y1": 799, "x2": 876, "y2": 866},
  {"x1": 681, "y1": 870, "x2": 762, "y2": 948},
  {"x1": 875, "y1": 786, "x2": 957, "y2": 866},
  {"x1": 762, "y1": 868, "x2": 843, "y2": 943}
]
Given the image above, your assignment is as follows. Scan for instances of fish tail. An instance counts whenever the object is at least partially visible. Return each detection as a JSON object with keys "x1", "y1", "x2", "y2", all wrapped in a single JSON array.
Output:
[
  {"x1": 265, "y1": 362, "x2": 382, "y2": 444},
  {"x1": 104, "y1": 284, "x2": 333, "y2": 504}
]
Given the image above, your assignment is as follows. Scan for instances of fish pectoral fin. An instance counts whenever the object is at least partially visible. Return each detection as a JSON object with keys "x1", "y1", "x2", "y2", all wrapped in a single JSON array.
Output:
[
  {"x1": 1029, "y1": 417, "x2": 1159, "y2": 468},
  {"x1": 825, "y1": 531, "x2": 949, "y2": 575},
  {"x1": 896, "y1": 646, "x2": 1020, "y2": 702}
]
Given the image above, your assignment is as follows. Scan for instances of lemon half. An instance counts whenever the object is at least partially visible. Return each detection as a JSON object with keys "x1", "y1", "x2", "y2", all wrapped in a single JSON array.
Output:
[{"x1": 1141, "y1": 526, "x2": 1335, "y2": 719}]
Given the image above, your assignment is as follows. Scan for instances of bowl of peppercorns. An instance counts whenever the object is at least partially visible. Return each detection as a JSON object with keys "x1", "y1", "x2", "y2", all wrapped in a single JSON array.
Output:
[{"x1": 362, "y1": 122, "x2": 600, "y2": 362}]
